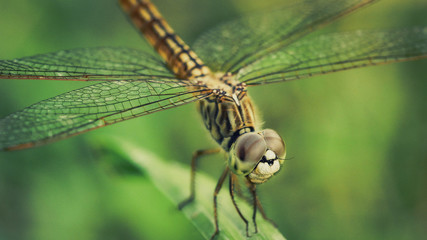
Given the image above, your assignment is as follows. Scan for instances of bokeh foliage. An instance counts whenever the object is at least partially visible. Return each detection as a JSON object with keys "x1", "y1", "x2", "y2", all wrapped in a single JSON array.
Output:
[{"x1": 0, "y1": 0, "x2": 426, "y2": 239}]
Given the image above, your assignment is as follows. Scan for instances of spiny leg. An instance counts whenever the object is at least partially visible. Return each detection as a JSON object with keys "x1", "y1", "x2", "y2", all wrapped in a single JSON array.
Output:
[
  {"x1": 246, "y1": 177, "x2": 258, "y2": 234},
  {"x1": 210, "y1": 166, "x2": 229, "y2": 240},
  {"x1": 178, "y1": 148, "x2": 220, "y2": 209},
  {"x1": 229, "y1": 173, "x2": 250, "y2": 237},
  {"x1": 245, "y1": 177, "x2": 278, "y2": 230},
  {"x1": 255, "y1": 196, "x2": 278, "y2": 227},
  {"x1": 234, "y1": 176, "x2": 252, "y2": 203}
]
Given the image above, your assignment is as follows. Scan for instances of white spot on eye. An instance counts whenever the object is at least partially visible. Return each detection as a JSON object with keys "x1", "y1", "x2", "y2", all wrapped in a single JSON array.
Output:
[{"x1": 265, "y1": 149, "x2": 276, "y2": 160}]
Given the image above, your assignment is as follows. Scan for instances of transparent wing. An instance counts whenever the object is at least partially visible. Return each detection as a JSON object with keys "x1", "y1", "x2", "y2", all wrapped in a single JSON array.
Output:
[
  {"x1": 194, "y1": 0, "x2": 376, "y2": 73},
  {"x1": 236, "y1": 27, "x2": 427, "y2": 85},
  {"x1": 0, "y1": 79, "x2": 211, "y2": 150},
  {"x1": 0, "y1": 47, "x2": 175, "y2": 81}
]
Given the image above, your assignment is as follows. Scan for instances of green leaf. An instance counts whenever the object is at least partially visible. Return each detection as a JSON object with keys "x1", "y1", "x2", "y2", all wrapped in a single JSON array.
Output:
[{"x1": 103, "y1": 137, "x2": 286, "y2": 240}]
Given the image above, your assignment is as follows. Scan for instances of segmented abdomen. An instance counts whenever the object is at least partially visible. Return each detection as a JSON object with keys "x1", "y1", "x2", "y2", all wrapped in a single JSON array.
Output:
[{"x1": 120, "y1": 0, "x2": 210, "y2": 79}]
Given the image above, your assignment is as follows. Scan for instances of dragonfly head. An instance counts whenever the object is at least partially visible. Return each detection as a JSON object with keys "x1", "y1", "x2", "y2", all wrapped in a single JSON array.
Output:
[{"x1": 229, "y1": 129, "x2": 286, "y2": 184}]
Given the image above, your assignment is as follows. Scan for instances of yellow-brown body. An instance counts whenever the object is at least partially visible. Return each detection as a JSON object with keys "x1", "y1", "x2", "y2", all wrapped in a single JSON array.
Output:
[{"x1": 120, "y1": 0, "x2": 258, "y2": 150}]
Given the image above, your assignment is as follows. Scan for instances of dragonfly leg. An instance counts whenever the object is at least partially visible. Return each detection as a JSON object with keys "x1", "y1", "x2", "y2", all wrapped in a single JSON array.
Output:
[
  {"x1": 229, "y1": 173, "x2": 250, "y2": 237},
  {"x1": 178, "y1": 148, "x2": 221, "y2": 209},
  {"x1": 246, "y1": 177, "x2": 258, "y2": 234},
  {"x1": 244, "y1": 177, "x2": 278, "y2": 231},
  {"x1": 210, "y1": 166, "x2": 229, "y2": 240},
  {"x1": 255, "y1": 196, "x2": 278, "y2": 228}
]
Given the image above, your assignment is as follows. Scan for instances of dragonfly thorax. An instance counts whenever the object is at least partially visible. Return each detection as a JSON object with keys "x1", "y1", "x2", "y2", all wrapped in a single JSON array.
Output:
[
  {"x1": 192, "y1": 72, "x2": 243, "y2": 95},
  {"x1": 196, "y1": 73, "x2": 256, "y2": 151},
  {"x1": 229, "y1": 129, "x2": 286, "y2": 184},
  {"x1": 195, "y1": 72, "x2": 286, "y2": 184}
]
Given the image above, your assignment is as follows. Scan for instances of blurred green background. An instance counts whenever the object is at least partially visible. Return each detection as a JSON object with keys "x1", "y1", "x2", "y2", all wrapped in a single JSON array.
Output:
[{"x1": 0, "y1": 0, "x2": 426, "y2": 239}]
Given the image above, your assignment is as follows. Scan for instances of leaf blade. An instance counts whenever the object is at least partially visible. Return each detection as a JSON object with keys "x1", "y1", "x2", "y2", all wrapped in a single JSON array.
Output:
[{"x1": 106, "y1": 137, "x2": 286, "y2": 240}]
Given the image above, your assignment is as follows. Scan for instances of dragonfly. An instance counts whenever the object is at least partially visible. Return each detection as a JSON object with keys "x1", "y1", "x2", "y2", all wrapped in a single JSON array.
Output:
[{"x1": 0, "y1": 0, "x2": 426, "y2": 238}]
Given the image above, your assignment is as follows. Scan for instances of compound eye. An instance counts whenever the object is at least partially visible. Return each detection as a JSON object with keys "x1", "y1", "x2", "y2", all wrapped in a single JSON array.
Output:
[
  {"x1": 263, "y1": 129, "x2": 285, "y2": 158},
  {"x1": 235, "y1": 132, "x2": 266, "y2": 164}
]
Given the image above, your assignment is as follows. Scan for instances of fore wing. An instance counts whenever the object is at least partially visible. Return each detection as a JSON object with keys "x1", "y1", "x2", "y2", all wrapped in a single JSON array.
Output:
[{"x1": 0, "y1": 79, "x2": 211, "y2": 150}]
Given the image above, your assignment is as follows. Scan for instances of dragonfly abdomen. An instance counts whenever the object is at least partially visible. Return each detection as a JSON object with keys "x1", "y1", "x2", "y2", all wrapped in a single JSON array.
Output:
[{"x1": 120, "y1": 0, "x2": 210, "y2": 79}]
